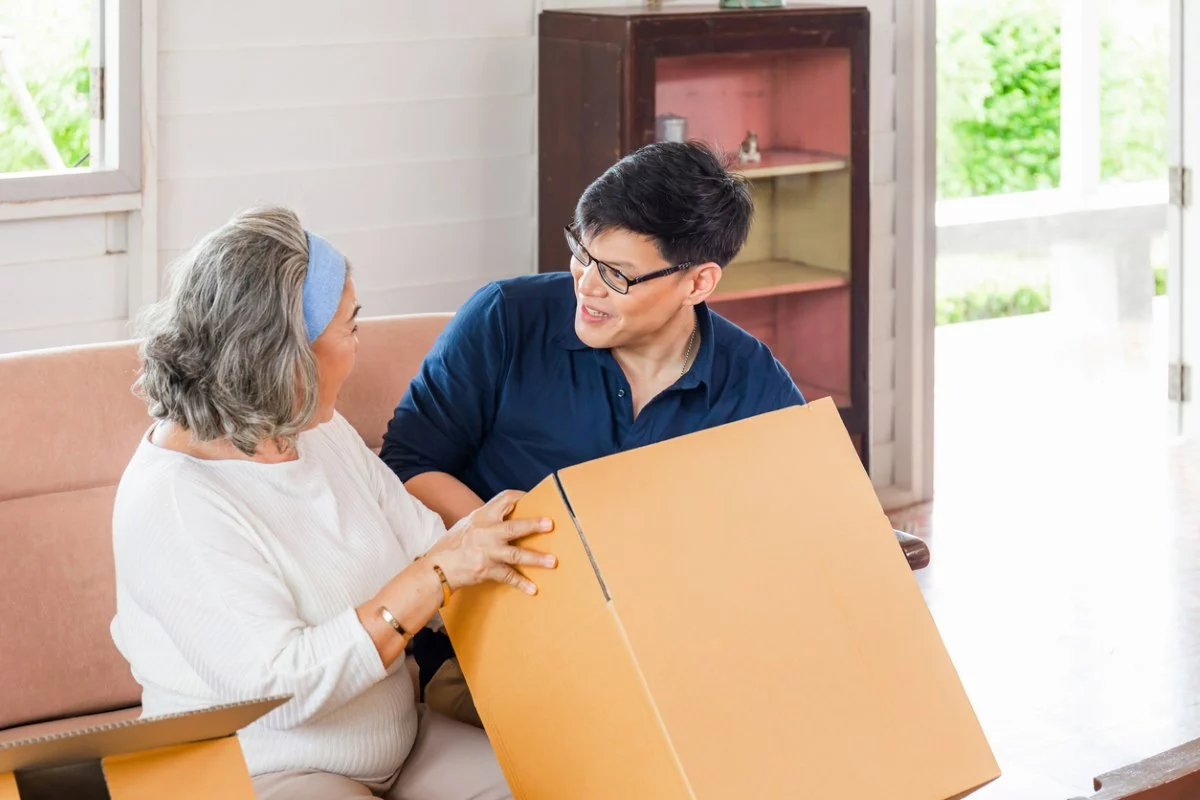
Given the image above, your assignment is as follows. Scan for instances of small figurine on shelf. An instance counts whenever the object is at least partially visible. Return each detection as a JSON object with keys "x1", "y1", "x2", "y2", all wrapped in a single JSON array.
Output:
[{"x1": 738, "y1": 131, "x2": 762, "y2": 164}]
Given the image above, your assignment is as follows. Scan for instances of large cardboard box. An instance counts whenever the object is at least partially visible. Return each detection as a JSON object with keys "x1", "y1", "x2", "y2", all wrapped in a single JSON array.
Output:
[
  {"x1": 443, "y1": 398, "x2": 999, "y2": 799},
  {"x1": 0, "y1": 696, "x2": 285, "y2": 800}
]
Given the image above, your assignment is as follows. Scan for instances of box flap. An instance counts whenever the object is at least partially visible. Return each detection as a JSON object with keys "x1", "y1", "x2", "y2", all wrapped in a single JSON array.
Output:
[
  {"x1": 556, "y1": 398, "x2": 999, "y2": 799},
  {"x1": 0, "y1": 696, "x2": 287, "y2": 774},
  {"x1": 441, "y1": 477, "x2": 692, "y2": 799},
  {"x1": 104, "y1": 736, "x2": 256, "y2": 800}
]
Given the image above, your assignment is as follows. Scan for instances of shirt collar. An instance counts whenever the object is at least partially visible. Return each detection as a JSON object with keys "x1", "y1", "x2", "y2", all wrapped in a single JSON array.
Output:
[{"x1": 555, "y1": 302, "x2": 716, "y2": 398}]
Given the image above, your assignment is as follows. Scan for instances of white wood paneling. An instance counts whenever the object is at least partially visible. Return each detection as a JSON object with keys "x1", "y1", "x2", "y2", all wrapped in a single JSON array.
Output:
[
  {"x1": 871, "y1": 20, "x2": 896, "y2": 96},
  {"x1": 0, "y1": 193, "x2": 141, "y2": 222},
  {"x1": 871, "y1": 132, "x2": 897, "y2": 186},
  {"x1": 866, "y1": 1, "x2": 902, "y2": 492},
  {"x1": 0, "y1": 320, "x2": 132, "y2": 354},
  {"x1": 871, "y1": 388, "x2": 896, "y2": 445},
  {"x1": 359, "y1": 274, "x2": 523, "y2": 317},
  {"x1": 158, "y1": 156, "x2": 534, "y2": 251},
  {"x1": 871, "y1": 74, "x2": 897, "y2": 134},
  {"x1": 159, "y1": 1, "x2": 534, "y2": 49},
  {"x1": 0, "y1": 216, "x2": 110, "y2": 267},
  {"x1": 871, "y1": 442, "x2": 896, "y2": 488},
  {"x1": 158, "y1": 217, "x2": 534, "y2": 298},
  {"x1": 0, "y1": 254, "x2": 128, "y2": 331},
  {"x1": 871, "y1": 338, "x2": 895, "y2": 392},
  {"x1": 891, "y1": 0, "x2": 937, "y2": 504},
  {"x1": 871, "y1": 234, "x2": 897, "y2": 292},
  {"x1": 157, "y1": 0, "x2": 541, "y2": 321},
  {"x1": 158, "y1": 38, "x2": 534, "y2": 115},
  {"x1": 159, "y1": 98, "x2": 534, "y2": 179},
  {"x1": 871, "y1": 286, "x2": 896, "y2": 343}
]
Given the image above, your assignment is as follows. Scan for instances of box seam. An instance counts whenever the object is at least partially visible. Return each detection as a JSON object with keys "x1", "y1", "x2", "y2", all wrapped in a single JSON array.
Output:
[
  {"x1": 552, "y1": 472, "x2": 611, "y2": 601},
  {"x1": 607, "y1": 605, "x2": 698, "y2": 800}
]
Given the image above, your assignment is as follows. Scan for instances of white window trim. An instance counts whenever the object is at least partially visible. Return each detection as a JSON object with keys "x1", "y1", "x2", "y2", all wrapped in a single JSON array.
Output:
[
  {"x1": 885, "y1": 0, "x2": 1170, "y2": 507},
  {"x1": 0, "y1": 0, "x2": 142, "y2": 204},
  {"x1": 888, "y1": 0, "x2": 938, "y2": 508}
]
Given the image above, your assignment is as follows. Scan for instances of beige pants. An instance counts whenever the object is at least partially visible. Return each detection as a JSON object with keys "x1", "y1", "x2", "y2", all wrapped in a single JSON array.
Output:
[
  {"x1": 424, "y1": 657, "x2": 483, "y2": 729},
  {"x1": 252, "y1": 707, "x2": 510, "y2": 800}
]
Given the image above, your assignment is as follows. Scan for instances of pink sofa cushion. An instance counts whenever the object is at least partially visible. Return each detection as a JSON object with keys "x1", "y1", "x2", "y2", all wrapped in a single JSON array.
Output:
[
  {"x1": 0, "y1": 343, "x2": 148, "y2": 503},
  {"x1": 337, "y1": 313, "x2": 451, "y2": 449},
  {"x1": 0, "y1": 487, "x2": 141, "y2": 729},
  {"x1": 0, "y1": 313, "x2": 452, "y2": 731}
]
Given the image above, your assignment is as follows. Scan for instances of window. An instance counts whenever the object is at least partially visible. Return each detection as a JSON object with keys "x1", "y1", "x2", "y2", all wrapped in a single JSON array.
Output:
[
  {"x1": 936, "y1": 0, "x2": 1168, "y2": 200},
  {"x1": 0, "y1": 0, "x2": 140, "y2": 202}
]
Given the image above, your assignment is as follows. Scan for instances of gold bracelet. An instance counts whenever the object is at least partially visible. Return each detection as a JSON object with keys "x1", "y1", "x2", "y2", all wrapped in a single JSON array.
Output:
[
  {"x1": 416, "y1": 550, "x2": 454, "y2": 608},
  {"x1": 379, "y1": 606, "x2": 411, "y2": 641},
  {"x1": 431, "y1": 563, "x2": 453, "y2": 608}
]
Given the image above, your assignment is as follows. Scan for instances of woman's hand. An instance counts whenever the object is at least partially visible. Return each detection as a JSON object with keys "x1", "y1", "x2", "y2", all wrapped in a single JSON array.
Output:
[{"x1": 426, "y1": 490, "x2": 557, "y2": 595}]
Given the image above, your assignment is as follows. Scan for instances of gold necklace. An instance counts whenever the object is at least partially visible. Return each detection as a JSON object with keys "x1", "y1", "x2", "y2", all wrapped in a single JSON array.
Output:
[{"x1": 681, "y1": 318, "x2": 698, "y2": 377}]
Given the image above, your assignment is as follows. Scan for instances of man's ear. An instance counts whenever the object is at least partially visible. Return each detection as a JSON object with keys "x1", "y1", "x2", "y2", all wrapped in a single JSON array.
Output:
[{"x1": 686, "y1": 262, "x2": 723, "y2": 304}]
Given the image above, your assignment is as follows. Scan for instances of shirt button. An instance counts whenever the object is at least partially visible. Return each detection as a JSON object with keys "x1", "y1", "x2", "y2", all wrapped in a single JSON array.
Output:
[{"x1": 617, "y1": 389, "x2": 626, "y2": 398}]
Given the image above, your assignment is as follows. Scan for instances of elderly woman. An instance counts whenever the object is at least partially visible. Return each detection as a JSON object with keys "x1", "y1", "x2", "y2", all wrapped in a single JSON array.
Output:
[{"x1": 109, "y1": 207, "x2": 555, "y2": 800}]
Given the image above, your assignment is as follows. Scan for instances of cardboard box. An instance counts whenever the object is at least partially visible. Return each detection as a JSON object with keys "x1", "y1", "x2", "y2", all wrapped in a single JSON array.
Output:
[
  {"x1": 442, "y1": 398, "x2": 999, "y2": 799},
  {"x1": 0, "y1": 696, "x2": 286, "y2": 800}
]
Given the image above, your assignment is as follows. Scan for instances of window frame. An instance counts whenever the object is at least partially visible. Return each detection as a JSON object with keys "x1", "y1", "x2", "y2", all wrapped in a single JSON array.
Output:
[{"x1": 0, "y1": 0, "x2": 142, "y2": 203}]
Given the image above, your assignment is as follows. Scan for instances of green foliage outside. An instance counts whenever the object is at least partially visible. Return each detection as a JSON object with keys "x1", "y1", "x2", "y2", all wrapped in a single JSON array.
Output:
[
  {"x1": 0, "y1": 0, "x2": 92, "y2": 173},
  {"x1": 936, "y1": 0, "x2": 1168, "y2": 325},
  {"x1": 937, "y1": 283, "x2": 1050, "y2": 325},
  {"x1": 1098, "y1": 2, "x2": 1169, "y2": 184},
  {"x1": 938, "y1": 0, "x2": 1168, "y2": 199},
  {"x1": 937, "y1": 0, "x2": 1063, "y2": 198}
]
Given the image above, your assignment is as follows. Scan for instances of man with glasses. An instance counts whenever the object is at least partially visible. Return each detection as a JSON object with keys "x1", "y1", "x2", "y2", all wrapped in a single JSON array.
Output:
[{"x1": 380, "y1": 140, "x2": 806, "y2": 725}]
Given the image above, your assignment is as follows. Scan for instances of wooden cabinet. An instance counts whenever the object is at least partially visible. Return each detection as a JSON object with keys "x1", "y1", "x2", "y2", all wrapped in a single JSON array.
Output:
[
  {"x1": 537, "y1": 3, "x2": 873, "y2": 462},
  {"x1": 538, "y1": 4, "x2": 871, "y2": 464}
]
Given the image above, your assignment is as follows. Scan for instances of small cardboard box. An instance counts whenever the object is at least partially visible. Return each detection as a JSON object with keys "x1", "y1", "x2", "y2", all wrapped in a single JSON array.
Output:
[
  {"x1": 442, "y1": 398, "x2": 999, "y2": 799},
  {"x1": 0, "y1": 696, "x2": 286, "y2": 800}
]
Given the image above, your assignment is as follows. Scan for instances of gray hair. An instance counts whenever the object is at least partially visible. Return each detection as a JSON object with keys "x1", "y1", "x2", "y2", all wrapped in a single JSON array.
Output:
[{"x1": 134, "y1": 206, "x2": 318, "y2": 456}]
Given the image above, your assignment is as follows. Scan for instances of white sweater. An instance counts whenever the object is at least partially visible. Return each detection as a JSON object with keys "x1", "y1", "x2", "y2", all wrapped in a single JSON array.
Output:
[{"x1": 110, "y1": 412, "x2": 446, "y2": 781}]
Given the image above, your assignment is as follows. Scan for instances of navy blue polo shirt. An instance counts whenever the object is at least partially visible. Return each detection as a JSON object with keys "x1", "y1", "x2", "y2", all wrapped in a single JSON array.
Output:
[{"x1": 380, "y1": 272, "x2": 805, "y2": 501}]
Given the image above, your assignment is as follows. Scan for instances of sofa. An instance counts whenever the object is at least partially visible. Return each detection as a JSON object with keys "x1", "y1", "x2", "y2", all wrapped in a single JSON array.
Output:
[{"x1": 0, "y1": 312, "x2": 929, "y2": 742}]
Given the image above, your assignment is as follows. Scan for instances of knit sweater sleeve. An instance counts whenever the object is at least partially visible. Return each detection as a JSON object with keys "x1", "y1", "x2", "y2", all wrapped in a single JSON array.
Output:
[{"x1": 115, "y1": 475, "x2": 387, "y2": 730}]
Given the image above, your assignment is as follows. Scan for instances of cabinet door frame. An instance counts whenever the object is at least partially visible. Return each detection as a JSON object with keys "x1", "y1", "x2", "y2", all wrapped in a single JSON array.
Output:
[{"x1": 629, "y1": 14, "x2": 872, "y2": 443}]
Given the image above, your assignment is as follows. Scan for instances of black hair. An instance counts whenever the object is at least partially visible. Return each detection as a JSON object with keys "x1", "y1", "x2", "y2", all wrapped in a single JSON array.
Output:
[{"x1": 574, "y1": 140, "x2": 754, "y2": 268}]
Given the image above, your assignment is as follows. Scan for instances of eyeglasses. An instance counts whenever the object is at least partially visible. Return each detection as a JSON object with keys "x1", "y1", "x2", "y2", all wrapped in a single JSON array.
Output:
[{"x1": 563, "y1": 224, "x2": 693, "y2": 295}]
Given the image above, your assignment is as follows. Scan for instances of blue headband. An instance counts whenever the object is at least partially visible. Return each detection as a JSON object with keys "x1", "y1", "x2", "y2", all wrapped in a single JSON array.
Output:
[{"x1": 302, "y1": 231, "x2": 348, "y2": 343}]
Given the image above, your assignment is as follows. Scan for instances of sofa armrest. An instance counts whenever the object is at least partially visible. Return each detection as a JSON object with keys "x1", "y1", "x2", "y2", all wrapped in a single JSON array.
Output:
[
  {"x1": 1070, "y1": 736, "x2": 1200, "y2": 799},
  {"x1": 894, "y1": 529, "x2": 930, "y2": 571}
]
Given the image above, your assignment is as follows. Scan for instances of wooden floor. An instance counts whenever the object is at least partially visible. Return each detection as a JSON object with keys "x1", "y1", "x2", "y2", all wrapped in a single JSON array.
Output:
[{"x1": 886, "y1": 302, "x2": 1200, "y2": 799}]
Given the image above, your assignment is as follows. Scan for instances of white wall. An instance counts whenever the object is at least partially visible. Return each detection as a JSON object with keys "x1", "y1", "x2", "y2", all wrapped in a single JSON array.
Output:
[
  {"x1": 0, "y1": 213, "x2": 132, "y2": 352},
  {"x1": 157, "y1": 1, "x2": 537, "y2": 315},
  {"x1": 0, "y1": 0, "x2": 906, "y2": 490}
]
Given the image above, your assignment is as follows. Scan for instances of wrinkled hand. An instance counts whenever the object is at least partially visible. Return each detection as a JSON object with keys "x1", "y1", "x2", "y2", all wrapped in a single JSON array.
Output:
[{"x1": 429, "y1": 490, "x2": 557, "y2": 595}]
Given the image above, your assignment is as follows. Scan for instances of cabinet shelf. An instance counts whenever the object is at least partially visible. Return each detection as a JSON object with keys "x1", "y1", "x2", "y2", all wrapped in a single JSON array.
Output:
[
  {"x1": 537, "y1": 4, "x2": 870, "y2": 463},
  {"x1": 732, "y1": 149, "x2": 848, "y2": 180},
  {"x1": 712, "y1": 259, "x2": 848, "y2": 303}
]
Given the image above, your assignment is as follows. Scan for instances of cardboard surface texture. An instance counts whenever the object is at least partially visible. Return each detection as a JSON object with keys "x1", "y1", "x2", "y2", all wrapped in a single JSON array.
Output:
[
  {"x1": 0, "y1": 696, "x2": 286, "y2": 800},
  {"x1": 442, "y1": 398, "x2": 999, "y2": 799}
]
